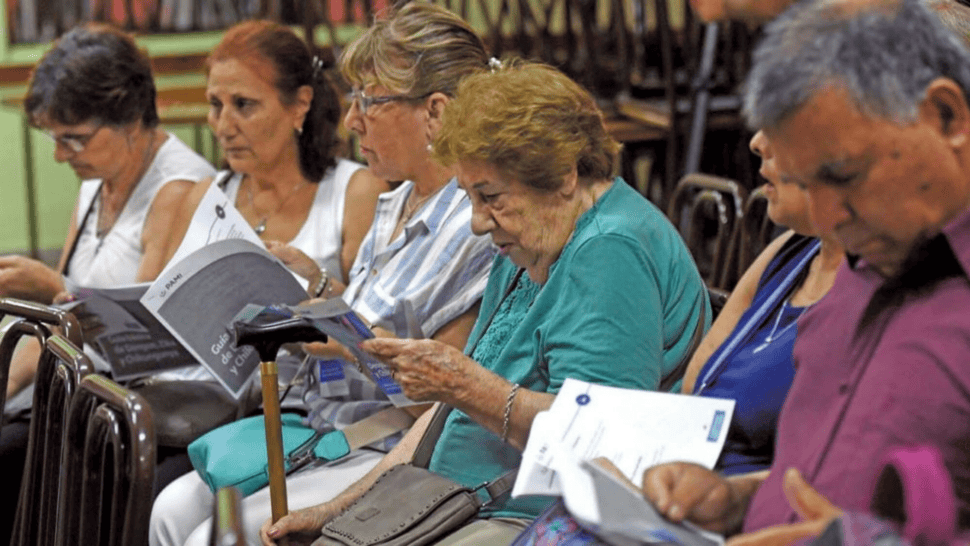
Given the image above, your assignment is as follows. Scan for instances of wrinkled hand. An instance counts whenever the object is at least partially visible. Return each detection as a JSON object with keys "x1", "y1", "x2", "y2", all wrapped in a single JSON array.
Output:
[
  {"x1": 726, "y1": 469, "x2": 841, "y2": 546},
  {"x1": 260, "y1": 503, "x2": 339, "y2": 546},
  {"x1": 266, "y1": 241, "x2": 320, "y2": 283},
  {"x1": 360, "y1": 338, "x2": 476, "y2": 404},
  {"x1": 642, "y1": 462, "x2": 743, "y2": 534},
  {"x1": 0, "y1": 255, "x2": 64, "y2": 303}
]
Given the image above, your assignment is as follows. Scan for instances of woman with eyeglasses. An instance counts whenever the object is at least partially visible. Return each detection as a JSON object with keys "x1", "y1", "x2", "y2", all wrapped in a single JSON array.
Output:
[
  {"x1": 0, "y1": 23, "x2": 214, "y2": 306},
  {"x1": 0, "y1": 22, "x2": 216, "y2": 545},
  {"x1": 149, "y1": 6, "x2": 496, "y2": 545}
]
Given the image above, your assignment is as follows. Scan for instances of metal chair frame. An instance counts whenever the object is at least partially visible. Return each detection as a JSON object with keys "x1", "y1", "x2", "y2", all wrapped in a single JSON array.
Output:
[
  {"x1": 0, "y1": 298, "x2": 86, "y2": 546},
  {"x1": 55, "y1": 373, "x2": 156, "y2": 546},
  {"x1": 667, "y1": 173, "x2": 746, "y2": 290}
]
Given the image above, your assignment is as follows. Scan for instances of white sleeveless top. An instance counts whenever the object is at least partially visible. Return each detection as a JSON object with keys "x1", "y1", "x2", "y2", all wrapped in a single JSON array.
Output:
[
  {"x1": 66, "y1": 133, "x2": 215, "y2": 287},
  {"x1": 219, "y1": 158, "x2": 363, "y2": 284}
]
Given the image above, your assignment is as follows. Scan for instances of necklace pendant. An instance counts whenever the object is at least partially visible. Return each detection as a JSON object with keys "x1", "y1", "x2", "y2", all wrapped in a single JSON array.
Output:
[
  {"x1": 254, "y1": 219, "x2": 268, "y2": 235},
  {"x1": 751, "y1": 339, "x2": 771, "y2": 354}
]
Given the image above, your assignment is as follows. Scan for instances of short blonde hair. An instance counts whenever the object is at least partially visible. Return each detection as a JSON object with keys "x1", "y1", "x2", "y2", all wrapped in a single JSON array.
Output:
[
  {"x1": 339, "y1": 3, "x2": 488, "y2": 96},
  {"x1": 434, "y1": 61, "x2": 621, "y2": 191}
]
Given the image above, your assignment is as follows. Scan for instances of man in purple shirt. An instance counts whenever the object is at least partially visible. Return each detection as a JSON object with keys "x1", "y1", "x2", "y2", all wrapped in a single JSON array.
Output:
[{"x1": 640, "y1": 0, "x2": 970, "y2": 542}]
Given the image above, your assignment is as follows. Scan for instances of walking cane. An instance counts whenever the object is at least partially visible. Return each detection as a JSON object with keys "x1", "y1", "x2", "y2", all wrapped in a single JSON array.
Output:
[{"x1": 234, "y1": 317, "x2": 328, "y2": 534}]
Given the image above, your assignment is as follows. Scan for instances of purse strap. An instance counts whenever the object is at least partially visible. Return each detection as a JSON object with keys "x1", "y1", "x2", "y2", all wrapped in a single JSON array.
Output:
[
  {"x1": 342, "y1": 406, "x2": 416, "y2": 451},
  {"x1": 411, "y1": 403, "x2": 452, "y2": 468},
  {"x1": 61, "y1": 181, "x2": 103, "y2": 277}
]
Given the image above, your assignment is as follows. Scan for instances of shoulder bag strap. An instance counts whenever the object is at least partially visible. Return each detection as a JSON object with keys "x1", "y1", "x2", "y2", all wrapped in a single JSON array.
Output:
[{"x1": 61, "y1": 182, "x2": 103, "y2": 277}]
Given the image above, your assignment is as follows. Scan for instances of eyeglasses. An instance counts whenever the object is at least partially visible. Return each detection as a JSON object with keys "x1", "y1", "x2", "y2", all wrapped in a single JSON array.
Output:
[
  {"x1": 42, "y1": 124, "x2": 103, "y2": 154},
  {"x1": 348, "y1": 88, "x2": 433, "y2": 116}
]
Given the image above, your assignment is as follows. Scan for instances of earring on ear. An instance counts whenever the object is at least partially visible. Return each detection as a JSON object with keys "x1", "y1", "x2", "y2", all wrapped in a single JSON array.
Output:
[
  {"x1": 426, "y1": 143, "x2": 433, "y2": 152},
  {"x1": 296, "y1": 126, "x2": 304, "y2": 136}
]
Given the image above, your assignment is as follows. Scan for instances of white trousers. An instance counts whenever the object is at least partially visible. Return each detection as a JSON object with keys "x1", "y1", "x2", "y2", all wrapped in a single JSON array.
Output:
[{"x1": 149, "y1": 448, "x2": 383, "y2": 546}]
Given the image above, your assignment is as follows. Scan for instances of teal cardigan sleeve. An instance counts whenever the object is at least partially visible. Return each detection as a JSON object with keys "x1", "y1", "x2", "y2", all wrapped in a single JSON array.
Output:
[{"x1": 539, "y1": 233, "x2": 662, "y2": 393}]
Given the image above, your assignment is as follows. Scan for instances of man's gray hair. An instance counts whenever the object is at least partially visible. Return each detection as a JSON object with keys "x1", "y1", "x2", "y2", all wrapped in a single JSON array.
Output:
[{"x1": 744, "y1": 0, "x2": 970, "y2": 129}]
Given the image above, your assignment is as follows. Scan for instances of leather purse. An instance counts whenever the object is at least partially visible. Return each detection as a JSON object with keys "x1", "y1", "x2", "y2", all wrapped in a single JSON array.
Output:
[
  {"x1": 135, "y1": 379, "x2": 248, "y2": 447},
  {"x1": 314, "y1": 464, "x2": 483, "y2": 546},
  {"x1": 312, "y1": 406, "x2": 517, "y2": 546}
]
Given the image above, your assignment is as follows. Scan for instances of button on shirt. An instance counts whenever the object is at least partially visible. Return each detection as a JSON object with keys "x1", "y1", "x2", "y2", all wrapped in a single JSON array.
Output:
[{"x1": 744, "y1": 208, "x2": 970, "y2": 530}]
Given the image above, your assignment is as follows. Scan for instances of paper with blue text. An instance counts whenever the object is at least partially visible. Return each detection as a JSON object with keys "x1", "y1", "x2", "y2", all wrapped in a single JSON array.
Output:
[
  {"x1": 513, "y1": 379, "x2": 733, "y2": 545},
  {"x1": 238, "y1": 299, "x2": 418, "y2": 407},
  {"x1": 513, "y1": 378, "x2": 734, "y2": 498}
]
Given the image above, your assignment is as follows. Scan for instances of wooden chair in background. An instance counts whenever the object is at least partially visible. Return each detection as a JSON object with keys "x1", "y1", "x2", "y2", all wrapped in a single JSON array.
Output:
[{"x1": 716, "y1": 186, "x2": 774, "y2": 291}]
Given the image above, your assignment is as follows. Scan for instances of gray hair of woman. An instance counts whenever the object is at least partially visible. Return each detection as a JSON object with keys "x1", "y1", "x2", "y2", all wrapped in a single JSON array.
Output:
[
  {"x1": 24, "y1": 23, "x2": 158, "y2": 129},
  {"x1": 339, "y1": 2, "x2": 490, "y2": 96},
  {"x1": 744, "y1": 0, "x2": 970, "y2": 129}
]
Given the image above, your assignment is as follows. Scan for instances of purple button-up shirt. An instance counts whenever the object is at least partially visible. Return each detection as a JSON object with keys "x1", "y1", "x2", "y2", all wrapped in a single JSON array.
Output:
[{"x1": 743, "y1": 207, "x2": 970, "y2": 530}]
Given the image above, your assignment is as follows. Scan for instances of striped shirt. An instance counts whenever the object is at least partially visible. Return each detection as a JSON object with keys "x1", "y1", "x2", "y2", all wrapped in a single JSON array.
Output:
[{"x1": 303, "y1": 178, "x2": 494, "y2": 450}]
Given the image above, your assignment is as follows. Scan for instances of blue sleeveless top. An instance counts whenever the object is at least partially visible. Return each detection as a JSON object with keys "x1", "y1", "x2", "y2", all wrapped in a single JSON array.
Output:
[{"x1": 693, "y1": 234, "x2": 821, "y2": 475}]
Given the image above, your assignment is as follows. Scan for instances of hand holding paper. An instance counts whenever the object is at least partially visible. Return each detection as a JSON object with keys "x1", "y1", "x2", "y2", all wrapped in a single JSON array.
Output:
[
  {"x1": 514, "y1": 379, "x2": 737, "y2": 546},
  {"x1": 267, "y1": 299, "x2": 418, "y2": 407},
  {"x1": 360, "y1": 337, "x2": 478, "y2": 404}
]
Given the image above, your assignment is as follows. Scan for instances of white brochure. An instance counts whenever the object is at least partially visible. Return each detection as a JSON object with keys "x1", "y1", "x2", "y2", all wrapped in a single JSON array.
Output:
[
  {"x1": 513, "y1": 378, "x2": 734, "y2": 546},
  {"x1": 514, "y1": 378, "x2": 735, "y2": 497}
]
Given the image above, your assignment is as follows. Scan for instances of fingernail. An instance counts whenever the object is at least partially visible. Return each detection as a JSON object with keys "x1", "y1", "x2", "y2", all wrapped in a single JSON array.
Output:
[
  {"x1": 268, "y1": 528, "x2": 278, "y2": 537},
  {"x1": 668, "y1": 504, "x2": 682, "y2": 520},
  {"x1": 65, "y1": 294, "x2": 76, "y2": 302}
]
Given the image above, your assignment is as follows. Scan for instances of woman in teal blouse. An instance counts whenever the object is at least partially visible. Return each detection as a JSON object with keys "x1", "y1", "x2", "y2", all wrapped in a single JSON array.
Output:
[{"x1": 260, "y1": 61, "x2": 708, "y2": 546}]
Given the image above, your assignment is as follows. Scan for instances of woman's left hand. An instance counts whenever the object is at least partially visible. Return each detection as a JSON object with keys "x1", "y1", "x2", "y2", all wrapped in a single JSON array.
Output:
[{"x1": 360, "y1": 338, "x2": 478, "y2": 404}]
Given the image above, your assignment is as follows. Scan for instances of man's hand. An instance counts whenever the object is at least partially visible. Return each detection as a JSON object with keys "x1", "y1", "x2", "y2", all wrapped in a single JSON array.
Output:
[
  {"x1": 0, "y1": 255, "x2": 64, "y2": 303},
  {"x1": 642, "y1": 462, "x2": 759, "y2": 534},
  {"x1": 726, "y1": 469, "x2": 841, "y2": 546}
]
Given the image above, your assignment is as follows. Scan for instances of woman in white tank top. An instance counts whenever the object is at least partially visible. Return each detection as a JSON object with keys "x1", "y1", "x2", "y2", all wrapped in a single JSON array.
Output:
[{"x1": 159, "y1": 22, "x2": 386, "y2": 286}]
